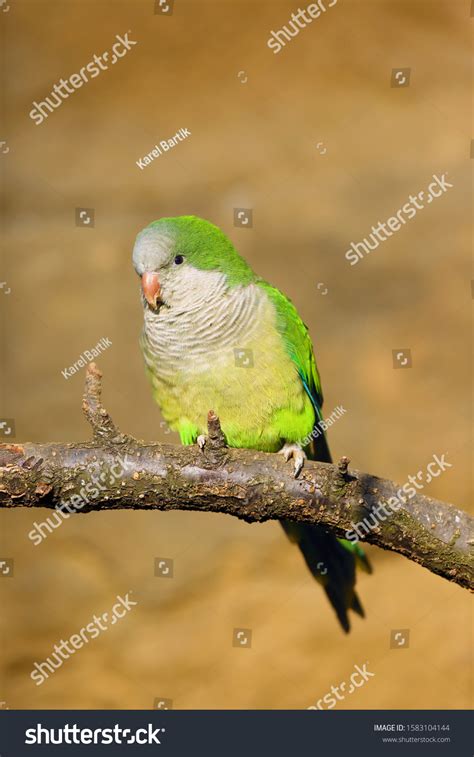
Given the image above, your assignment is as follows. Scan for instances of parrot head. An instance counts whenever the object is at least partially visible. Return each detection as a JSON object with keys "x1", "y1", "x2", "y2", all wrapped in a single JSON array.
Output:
[{"x1": 132, "y1": 215, "x2": 254, "y2": 312}]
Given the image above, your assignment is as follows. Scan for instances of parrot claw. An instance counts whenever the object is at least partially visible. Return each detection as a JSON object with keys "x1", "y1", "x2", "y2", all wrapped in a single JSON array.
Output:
[
  {"x1": 197, "y1": 435, "x2": 207, "y2": 451},
  {"x1": 279, "y1": 443, "x2": 306, "y2": 478}
]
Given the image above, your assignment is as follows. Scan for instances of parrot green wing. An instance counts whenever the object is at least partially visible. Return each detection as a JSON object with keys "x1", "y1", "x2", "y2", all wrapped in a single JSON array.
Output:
[{"x1": 256, "y1": 279, "x2": 324, "y2": 422}]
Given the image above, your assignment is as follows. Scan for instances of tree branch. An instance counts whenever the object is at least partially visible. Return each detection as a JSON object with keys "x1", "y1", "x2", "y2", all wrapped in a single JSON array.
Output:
[{"x1": 0, "y1": 364, "x2": 472, "y2": 591}]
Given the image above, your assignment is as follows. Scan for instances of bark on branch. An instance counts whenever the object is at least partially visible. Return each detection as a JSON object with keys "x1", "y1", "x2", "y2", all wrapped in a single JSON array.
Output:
[{"x1": 0, "y1": 364, "x2": 472, "y2": 591}]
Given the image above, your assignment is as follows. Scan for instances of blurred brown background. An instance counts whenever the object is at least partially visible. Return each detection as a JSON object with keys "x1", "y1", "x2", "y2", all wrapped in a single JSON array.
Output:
[{"x1": 1, "y1": 0, "x2": 472, "y2": 710}]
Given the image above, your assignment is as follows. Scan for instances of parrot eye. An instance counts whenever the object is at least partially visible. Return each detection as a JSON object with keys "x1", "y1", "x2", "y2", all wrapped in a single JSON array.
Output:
[{"x1": 174, "y1": 255, "x2": 184, "y2": 265}]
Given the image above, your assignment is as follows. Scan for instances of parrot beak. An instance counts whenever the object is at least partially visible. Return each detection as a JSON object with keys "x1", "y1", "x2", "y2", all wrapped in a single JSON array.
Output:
[{"x1": 141, "y1": 272, "x2": 161, "y2": 310}]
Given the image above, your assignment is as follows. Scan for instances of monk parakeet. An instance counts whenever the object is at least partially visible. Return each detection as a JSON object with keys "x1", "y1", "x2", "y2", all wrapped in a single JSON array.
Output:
[{"x1": 133, "y1": 215, "x2": 371, "y2": 632}]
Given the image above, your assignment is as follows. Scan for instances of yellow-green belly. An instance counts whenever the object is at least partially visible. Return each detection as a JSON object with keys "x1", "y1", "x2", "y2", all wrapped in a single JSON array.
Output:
[{"x1": 145, "y1": 322, "x2": 315, "y2": 452}]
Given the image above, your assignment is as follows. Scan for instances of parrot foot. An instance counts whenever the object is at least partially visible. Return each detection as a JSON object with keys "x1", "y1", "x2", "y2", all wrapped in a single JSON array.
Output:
[
  {"x1": 279, "y1": 443, "x2": 306, "y2": 478},
  {"x1": 197, "y1": 435, "x2": 207, "y2": 450}
]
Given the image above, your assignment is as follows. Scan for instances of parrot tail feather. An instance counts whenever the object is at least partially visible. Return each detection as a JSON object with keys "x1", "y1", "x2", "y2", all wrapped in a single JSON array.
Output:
[
  {"x1": 350, "y1": 591, "x2": 365, "y2": 618},
  {"x1": 341, "y1": 539, "x2": 373, "y2": 574},
  {"x1": 280, "y1": 520, "x2": 366, "y2": 633},
  {"x1": 323, "y1": 584, "x2": 351, "y2": 633}
]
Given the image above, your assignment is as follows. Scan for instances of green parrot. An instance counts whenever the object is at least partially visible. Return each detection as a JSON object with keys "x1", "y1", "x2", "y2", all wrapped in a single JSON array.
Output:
[{"x1": 133, "y1": 215, "x2": 371, "y2": 632}]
